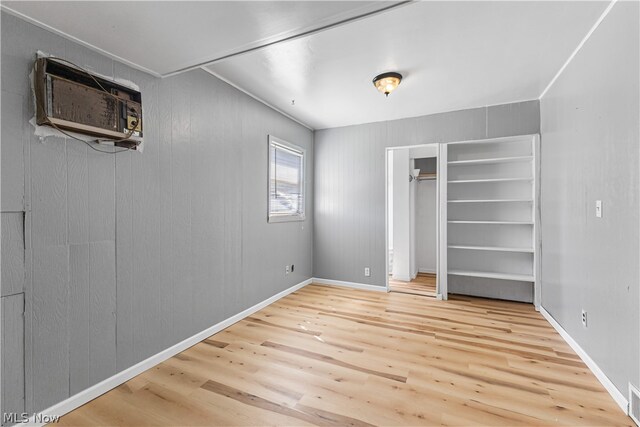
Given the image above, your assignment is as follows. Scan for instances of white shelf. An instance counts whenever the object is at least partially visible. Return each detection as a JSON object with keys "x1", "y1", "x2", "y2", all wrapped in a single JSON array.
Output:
[
  {"x1": 448, "y1": 177, "x2": 533, "y2": 184},
  {"x1": 448, "y1": 220, "x2": 533, "y2": 225},
  {"x1": 448, "y1": 245, "x2": 534, "y2": 253},
  {"x1": 448, "y1": 199, "x2": 532, "y2": 203},
  {"x1": 448, "y1": 156, "x2": 533, "y2": 166},
  {"x1": 446, "y1": 135, "x2": 533, "y2": 146},
  {"x1": 448, "y1": 270, "x2": 534, "y2": 282}
]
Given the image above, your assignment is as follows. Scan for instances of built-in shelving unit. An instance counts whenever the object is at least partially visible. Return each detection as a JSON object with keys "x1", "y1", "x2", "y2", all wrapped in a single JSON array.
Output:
[{"x1": 444, "y1": 135, "x2": 540, "y2": 306}]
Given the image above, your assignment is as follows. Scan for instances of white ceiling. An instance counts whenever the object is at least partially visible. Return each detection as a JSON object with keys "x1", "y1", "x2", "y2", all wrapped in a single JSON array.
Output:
[
  {"x1": 1, "y1": 1, "x2": 399, "y2": 75},
  {"x1": 207, "y1": 1, "x2": 609, "y2": 129},
  {"x1": 2, "y1": 1, "x2": 609, "y2": 129}
]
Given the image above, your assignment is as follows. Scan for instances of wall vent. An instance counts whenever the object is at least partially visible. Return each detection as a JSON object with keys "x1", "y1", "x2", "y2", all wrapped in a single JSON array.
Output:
[{"x1": 630, "y1": 383, "x2": 640, "y2": 426}]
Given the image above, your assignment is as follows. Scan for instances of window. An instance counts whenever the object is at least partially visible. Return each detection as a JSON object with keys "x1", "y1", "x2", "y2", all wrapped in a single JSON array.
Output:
[{"x1": 268, "y1": 136, "x2": 305, "y2": 222}]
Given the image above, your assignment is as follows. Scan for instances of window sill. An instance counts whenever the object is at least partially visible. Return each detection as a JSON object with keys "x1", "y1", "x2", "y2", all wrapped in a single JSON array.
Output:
[{"x1": 268, "y1": 214, "x2": 306, "y2": 223}]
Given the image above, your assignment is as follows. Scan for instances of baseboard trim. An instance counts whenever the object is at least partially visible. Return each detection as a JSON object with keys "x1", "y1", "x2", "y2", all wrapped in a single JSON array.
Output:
[
  {"x1": 24, "y1": 278, "x2": 313, "y2": 426},
  {"x1": 418, "y1": 268, "x2": 436, "y2": 274},
  {"x1": 312, "y1": 277, "x2": 387, "y2": 292},
  {"x1": 540, "y1": 306, "x2": 629, "y2": 414}
]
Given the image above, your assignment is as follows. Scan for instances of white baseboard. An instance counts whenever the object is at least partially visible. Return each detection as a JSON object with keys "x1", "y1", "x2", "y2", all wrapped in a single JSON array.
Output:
[
  {"x1": 312, "y1": 277, "x2": 387, "y2": 292},
  {"x1": 540, "y1": 306, "x2": 629, "y2": 414},
  {"x1": 418, "y1": 268, "x2": 436, "y2": 274},
  {"x1": 23, "y1": 278, "x2": 313, "y2": 426}
]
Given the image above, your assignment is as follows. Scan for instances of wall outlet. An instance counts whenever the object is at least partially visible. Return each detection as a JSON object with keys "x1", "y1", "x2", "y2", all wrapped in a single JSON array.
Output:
[
  {"x1": 595, "y1": 200, "x2": 602, "y2": 218},
  {"x1": 364, "y1": 267, "x2": 370, "y2": 277},
  {"x1": 285, "y1": 265, "x2": 290, "y2": 274},
  {"x1": 581, "y1": 309, "x2": 588, "y2": 327}
]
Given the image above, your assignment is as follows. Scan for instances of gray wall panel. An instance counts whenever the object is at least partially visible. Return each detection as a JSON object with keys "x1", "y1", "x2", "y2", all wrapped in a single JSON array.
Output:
[
  {"x1": 88, "y1": 241, "x2": 117, "y2": 385},
  {"x1": 1, "y1": 212, "x2": 24, "y2": 297},
  {"x1": 487, "y1": 100, "x2": 541, "y2": 138},
  {"x1": 69, "y1": 244, "x2": 89, "y2": 395},
  {"x1": 31, "y1": 244, "x2": 69, "y2": 411},
  {"x1": 1, "y1": 11, "x2": 313, "y2": 414},
  {"x1": 539, "y1": 1, "x2": 639, "y2": 395},
  {"x1": 1, "y1": 293, "x2": 25, "y2": 425},
  {"x1": 314, "y1": 102, "x2": 539, "y2": 286},
  {"x1": 1, "y1": 90, "x2": 25, "y2": 212}
]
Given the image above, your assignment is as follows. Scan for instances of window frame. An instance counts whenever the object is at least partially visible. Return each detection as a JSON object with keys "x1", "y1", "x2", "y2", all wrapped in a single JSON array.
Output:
[{"x1": 267, "y1": 135, "x2": 306, "y2": 223}]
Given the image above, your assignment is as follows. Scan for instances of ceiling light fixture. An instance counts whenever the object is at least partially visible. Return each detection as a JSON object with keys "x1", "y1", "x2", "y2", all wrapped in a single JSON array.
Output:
[{"x1": 373, "y1": 72, "x2": 402, "y2": 97}]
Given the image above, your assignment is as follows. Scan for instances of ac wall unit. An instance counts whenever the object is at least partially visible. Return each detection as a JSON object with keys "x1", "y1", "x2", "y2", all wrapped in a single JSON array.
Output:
[{"x1": 34, "y1": 57, "x2": 143, "y2": 149}]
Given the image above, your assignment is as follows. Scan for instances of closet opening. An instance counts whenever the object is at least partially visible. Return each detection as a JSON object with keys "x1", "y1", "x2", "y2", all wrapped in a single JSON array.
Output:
[{"x1": 385, "y1": 143, "x2": 443, "y2": 298}]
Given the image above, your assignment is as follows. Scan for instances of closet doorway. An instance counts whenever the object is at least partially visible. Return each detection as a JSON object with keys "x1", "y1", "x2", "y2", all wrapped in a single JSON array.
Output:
[{"x1": 386, "y1": 143, "x2": 443, "y2": 298}]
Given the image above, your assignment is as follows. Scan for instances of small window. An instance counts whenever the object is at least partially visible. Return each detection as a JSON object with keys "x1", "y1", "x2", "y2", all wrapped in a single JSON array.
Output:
[{"x1": 268, "y1": 136, "x2": 305, "y2": 222}]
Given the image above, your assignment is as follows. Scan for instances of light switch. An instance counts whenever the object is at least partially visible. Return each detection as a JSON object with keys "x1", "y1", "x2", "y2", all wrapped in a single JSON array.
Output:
[{"x1": 595, "y1": 200, "x2": 602, "y2": 218}]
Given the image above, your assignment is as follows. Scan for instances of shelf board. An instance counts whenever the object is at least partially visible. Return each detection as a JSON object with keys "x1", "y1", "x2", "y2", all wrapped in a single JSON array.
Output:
[
  {"x1": 448, "y1": 220, "x2": 533, "y2": 225},
  {"x1": 448, "y1": 199, "x2": 532, "y2": 203},
  {"x1": 446, "y1": 135, "x2": 534, "y2": 146},
  {"x1": 448, "y1": 177, "x2": 533, "y2": 184},
  {"x1": 448, "y1": 270, "x2": 534, "y2": 282},
  {"x1": 448, "y1": 245, "x2": 534, "y2": 253},
  {"x1": 448, "y1": 156, "x2": 533, "y2": 165}
]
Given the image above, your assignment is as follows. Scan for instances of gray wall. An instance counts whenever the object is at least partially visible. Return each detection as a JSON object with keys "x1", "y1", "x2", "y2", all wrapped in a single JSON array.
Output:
[
  {"x1": 314, "y1": 100, "x2": 540, "y2": 286},
  {"x1": 1, "y1": 11, "x2": 313, "y2": 415},
  {"x1": 415, "y1": 179, "x2": 437, "y2": 272},
  {"x1": 539, "y1": 1, "x2": 639, "y2": 397}
]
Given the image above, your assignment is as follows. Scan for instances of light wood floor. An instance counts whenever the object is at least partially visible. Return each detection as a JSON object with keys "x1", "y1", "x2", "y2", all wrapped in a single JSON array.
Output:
[
  {"x1": 57, "y1": 284, "x2": 631, "y2": 426},
  {"x1": 389, "y1": 272, "x2": 437, "y2": 297}
]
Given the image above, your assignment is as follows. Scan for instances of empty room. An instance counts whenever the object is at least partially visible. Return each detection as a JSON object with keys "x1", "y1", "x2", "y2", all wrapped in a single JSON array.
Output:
[{"x1": 0, "y1": 1, "x2": 638, "y2": 426}]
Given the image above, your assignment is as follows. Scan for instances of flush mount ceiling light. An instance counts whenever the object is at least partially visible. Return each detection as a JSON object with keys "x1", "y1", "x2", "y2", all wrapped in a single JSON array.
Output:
[{"x1": 373, "y1": 72, "x2": 402, "y2": 97}]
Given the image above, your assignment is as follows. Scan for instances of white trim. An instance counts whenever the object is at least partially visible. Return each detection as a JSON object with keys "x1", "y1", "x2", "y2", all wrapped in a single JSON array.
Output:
[
  {"x1": 312, "y1": 278, "x2": 387, "y2": 292},
  {"x1": 538, "y1": 0, "x2": 618, "y2": 99},
  {"x1": 384, "y1": 143, "x2": 441, "y2": 296},
  {"x1": 22, "y1": 278, "x2": 313, "y2": 427},
  {"x1": 0, "y1": 5, "x2": 162, "y2": 78},
  {"x1": 540, "y1": 306, "x2": 629, "y2": 414},
  {"x1": 629, "y1": 383, "x2": 640, "y2": 426},
  {"x1": 418, "y1": 268, "x2": 437, "y2": 274},
  {"x1": 199, "y1": 68, "x2": 313, "y2": 130}
]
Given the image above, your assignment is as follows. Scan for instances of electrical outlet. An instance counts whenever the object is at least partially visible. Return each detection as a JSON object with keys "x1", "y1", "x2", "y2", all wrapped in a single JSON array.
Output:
[
  {"x1": 364, "y1": 267, "x2": 370, "y2": 277},
  {"x1": 595, "y1": 200, "x2": 602, "y2": 218},
  {"x1": 581, "y1": 309, "x2": 588, "y2": 327},
  {"x1": 285, "y1": 265, "x2": 290, "y2": 274}
]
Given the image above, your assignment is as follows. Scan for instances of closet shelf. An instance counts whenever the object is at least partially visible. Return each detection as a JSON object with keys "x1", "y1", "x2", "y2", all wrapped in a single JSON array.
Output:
[
  {"x1": 448, "y1": 177, "x2": 533, "y2": 184},
  {"x1": 448, "y1": 270, "x2": 534, "y2": 282},
  {"x1": 448, "y1": 220, "x2": 533, "y2": 225},
  {"x1": 417, "y1": 173, "x2": 437, "y2": 181},
  {"x1": 448, "y1": 245, "x2": 534, "y2": 253},
  {"x1": 448, "y1": 199, "x2": 532, "y2": 203},
  {"x1": 448, "y1": 156, "x2": 533, "y2": 165}
]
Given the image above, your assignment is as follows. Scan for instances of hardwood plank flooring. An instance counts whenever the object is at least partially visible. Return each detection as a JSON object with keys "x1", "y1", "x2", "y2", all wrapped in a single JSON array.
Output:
[
  {"x1": 389, "y1": 272, "x2": 437, "y2": 297},
  {"x1": 56, "y1": 284, "x2": 632, "y2": 426}
]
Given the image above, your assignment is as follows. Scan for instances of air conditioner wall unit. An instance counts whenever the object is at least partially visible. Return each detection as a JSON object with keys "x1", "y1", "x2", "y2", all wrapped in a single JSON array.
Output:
[{"x1": 34, "y1": 57, "x2": 143, "y2": 149}]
